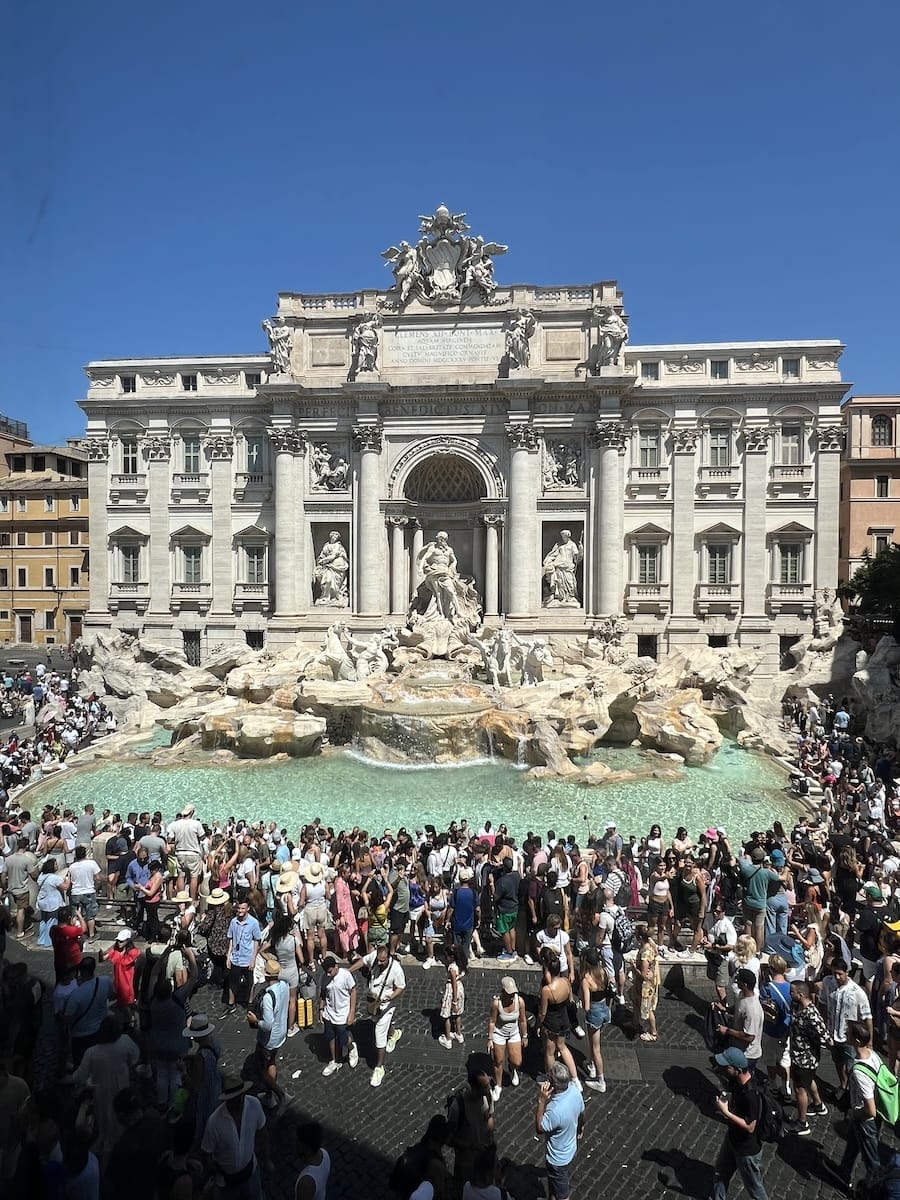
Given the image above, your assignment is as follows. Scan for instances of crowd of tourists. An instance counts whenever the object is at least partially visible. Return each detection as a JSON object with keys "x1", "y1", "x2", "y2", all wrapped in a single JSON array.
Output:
[{"x1": 2, "y1": 680, "x2": 900, "y2": 1197}]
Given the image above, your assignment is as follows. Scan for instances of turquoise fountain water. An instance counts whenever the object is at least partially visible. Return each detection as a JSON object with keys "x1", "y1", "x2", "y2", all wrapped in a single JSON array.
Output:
[{"x1": 31, "y1": 737, "x2": 797, "y2": 843}]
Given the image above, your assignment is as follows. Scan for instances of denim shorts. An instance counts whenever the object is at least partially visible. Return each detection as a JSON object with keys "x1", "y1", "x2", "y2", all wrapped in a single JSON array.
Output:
[
  {"x1": 587, "y1": 1000, "x2": 610, "y2": 1030},
  {"x1": 73, "y1": 892, "x2": 99, "y2": 921},
  {"x1": 546, "y1": 1158, "x2": 572, "y2": 1200}
]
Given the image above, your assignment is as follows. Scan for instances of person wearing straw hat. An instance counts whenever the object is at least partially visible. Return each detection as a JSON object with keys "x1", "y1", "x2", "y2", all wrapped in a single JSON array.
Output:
[
  {"x1": 247, "y1": 957, "x2": 292, "y2": 1110},
  {"x1": 201, "y1": 1074, "x2": 270, "y2": 1200},
  {"x1": 301, "y1": 860, "x2": 331, "y2": 964}
]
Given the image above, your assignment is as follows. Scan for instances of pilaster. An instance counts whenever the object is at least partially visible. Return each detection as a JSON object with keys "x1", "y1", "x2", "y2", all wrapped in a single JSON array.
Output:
[
  {"x1": 206, "y1": 434, "x2": 235, "y2": 616},
  {"x1": 670, "y1": 424, "x2": 699, "y2": 617},
  {"x1": 353, "y1": 423, "x2": 386, "y2": 615},
  {"x1": 505, "y1": 422, "x2": 541, "y2": 617},
  {"x1": 590, "y1": 420, "x2": 628, "y2": 616},
  {"x1": 741, "y1": 425, "x2": 771, "y2": 618},
  {"x1": 145, "y1": 436, "x2": 171, "y2": 614}
]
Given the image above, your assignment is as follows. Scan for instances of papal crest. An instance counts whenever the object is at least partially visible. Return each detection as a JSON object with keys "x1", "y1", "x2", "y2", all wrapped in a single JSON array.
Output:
[{"x1": 381, "y1": 205, "x2": 508, "y2": 309}]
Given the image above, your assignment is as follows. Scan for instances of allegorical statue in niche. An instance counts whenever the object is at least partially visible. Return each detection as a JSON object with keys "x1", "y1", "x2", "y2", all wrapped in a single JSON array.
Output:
[
  {"x1": 310, "y1": 442, "x2": 349, "y2": 491},
  {"x1": 595, "y1": 306, "x2": 628, "y2": 367},
  {"x1": 262, "y1": 317, "x2": 293, "y2": 376},
  {"x1": 543, "y1": 441, "x2": 583, "y2": 489},
  {"x1": 505, "y1": 308, "x2": 535, "y2": 370},
  {"x1": 542, "y1": 529, "x2": 583, "y2": 607},
  {"x1": 409, "y1": 530, "x2": 481, "y2": 632},
  {"x1": 313, "y1": 530, "x2": 350, "y2": 607},
  {"x1": 350, "y1": 314, "x2": 381, "y2": 378}
]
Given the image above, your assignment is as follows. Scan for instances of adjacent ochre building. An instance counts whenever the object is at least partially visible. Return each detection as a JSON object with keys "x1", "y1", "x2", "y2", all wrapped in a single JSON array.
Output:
[
  {"x1": 77, "y1": 206, "x2": 849, "y2": 673},
  {"x1": 0, "y1": 445, "x2": 90, "y2": 646},
  {"x1": 839, "y1": 394, "x2": 900, "y2": 583}
]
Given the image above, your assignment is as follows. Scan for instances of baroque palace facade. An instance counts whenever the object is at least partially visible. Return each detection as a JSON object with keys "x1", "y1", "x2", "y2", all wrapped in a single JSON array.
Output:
[{"x1": 78, "y1": 206, "x2": 848, "y2": 671}]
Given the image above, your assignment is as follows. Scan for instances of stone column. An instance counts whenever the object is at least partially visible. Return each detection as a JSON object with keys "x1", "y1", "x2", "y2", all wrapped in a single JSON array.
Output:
[
  {"x1": 269, "y1": 428, "x2": 300, "y2": 616},
  {"x1": 670, "y1": 425, "x2": 700, "y2": 616},
  {"x1": 814, "y1": 425, "x2": 844, "y2": 588},
  {"x1": 483, "y1": 516, "x2": 502, "y2": 617},
  {"x1": 145, "y1": 436, "x2": 171, "y2": 613},
  {"x1": 353, "y1": 423, "x2": 385, "y2": 615},
  {"x1": 471, "y1": 520, "x2": 484, "y2": 599},
  {"x1": 205, "y1": 434, "x2": 235, "y2": 615},
  {"x1": 85, "y1": 440, "x2": 110, "y2": 616},
  {"x1": 388, "y1": 516, "x2": 408, "y2": 614},
  {"x1": 741, "y1": 426, "x2": 771, "y2": 617},
  {"x1": 590, "y1": 421, "x2": 628, "y2": 616},
  {"x1": 505, "y1": 423, "x2": 541, "y2": 617},
  {"x1": 411, "y1": 521, "x2": 424, "y2": 590}
]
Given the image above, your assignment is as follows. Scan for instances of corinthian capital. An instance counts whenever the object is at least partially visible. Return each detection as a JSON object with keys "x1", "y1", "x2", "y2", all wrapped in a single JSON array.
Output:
[
  {"x1": 589, "y1": 420, "x2": 629, "y2": 453},
  {"x1": 267, "y1": 428, "x2": 306, "y2": 455},
  {"x1": 352, "y1": 423, "x2": 384, "y2": 453},
  {"x1": 742, "y1": 425, "x2": 771, "y2": 453},
  {"x1": 814, "y1": 425, "x2": 845, "y2": 452},
  {"x1": 505, "y1": 423, "x2": 541, "y2": 452},
  {"x1": 204, "y1": 433, "x2": 235, "y2": 460},
  {"x1": 670, "y1": 425, "x2": 700, "y2": 454},
  {"x1": 142, "y1": 435, "x2": 171, "y2": 462},
  {"x1": 81, "y1": 438, "x2": 110, "y2": 462}
]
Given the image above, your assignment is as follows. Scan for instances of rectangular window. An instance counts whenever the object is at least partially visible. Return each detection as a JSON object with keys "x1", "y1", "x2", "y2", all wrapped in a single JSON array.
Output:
[
  {"x1": 16, "y1": 532, "x2": 25, "y2": 547},
  {"x1": 708, "y1": 634, "x2": 729, "y2": 648},
  {"x1": 640, "y1": 361, "x2": 659, "y2": 381},
  {"x1": 638, "y1": 427, "x2": 659, "y2": 469},
  {"x1": 637, "y1": 545, "x2": 659, "y2": 585},
  {"x1": 0, "y1": 534, "x2": 8, "y2": 547},
  {"x1": 0, "y1": 611, "x2": 7, "y2": 621},
  {"x1": 245, "y1": 630, "x2": 265, "y2": 650},
  {"x1": 182, "y1": 546, "x2": 202, "y2": 584},
  {"x1": 183, "y1": 435, "x2": 201, "y2": 473},
  {"x1": 70, "y1": 530, "x2": 80, "y2": 545},
  {"x1": 44, "y1": 610, "x2": 56, "y2": 631},
  {"x1": 70, "y1": 495, "x2": 80, "y2": 511},
  {"x1": 33, "y1": 456, "x2": 45, "y2": 472},
  {"x1": 121, "y1": 438, "x2": 139, "y2": 474},
  {"x1": 70, "y1": 462, "x2": 82, "y2": 477},
  {"x1": 44, "y1": 567, "x2": 54, "y2": 588},
  {"x1": 16, "y1": 568, "x2": 26, "y2": 587},
  {"x1": 0, "y1": 570, "x2": 7, "y2": 587},
  {"x1": 711, "y1": 359, "x2": 730, "y2": 380},
  {"x1": 246, "y1": 434, "x2": 265, "y2": 472},
  {"x1": 875, "y1": 535, "x2": 891, "y2": 555},
  {"x1": 121, "y1": 374, "x2": 137, "y2": 393},
  {"x1": 11, "y1": 456, "x2": 25, "y2": 473},
  {"x1": 636, "y1": 634, "x2": 658, "y2": 661},
  {"x1": 121, "y1": 545, "x2": 140, "y2": 584},
  {"x1": 0, "y1": 496, "x2": 7, "y2": 513},
  {"x1": 782, "y1": 357, "x2": 800, "y2": 379},
  {"x1": 43, "y1": 531, "x2": 53, "y2": 546},
  {"x1": 779, "y1": 544, "x2": 802, "y2": 584},
  {"x1": 16, "y1": 497, "x2": 25, "y2": 512},
  {"x1": 245, "y1": 372, "x2": 262, "y2": 388},
  {"x1": 872, "y1": 416, "x2": 892, "y2": 447},
  {"x1": 182, "y1": 373, "x2": 198, "y2": 392},
  {"x1": 246, "y1": 546, "x2": 266, "y2": 585},
  {"x1": 877, "y1": 476, "x2": 890, "y2": 498},
  {"x1": 70, "y1": 567, "x2": 80, "y2": 587},
  {"x1": 707, "y1": 544, "x2": 731, "y2": 585},
  {"x1": 781, "y1": 425, "x2": 802, "y2": 465},
  {"x1": 709, "y1": 425, "x2": 731, "y2": 468},
  {"x1": 44, "y1": 495, "x2": 54, "y2": 512}
]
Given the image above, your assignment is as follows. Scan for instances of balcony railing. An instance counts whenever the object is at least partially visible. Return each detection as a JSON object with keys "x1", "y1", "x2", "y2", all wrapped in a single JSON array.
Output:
[
  {"x1": 624, "y1": 581, "x2": 671, "y2": 614},
  {"x1": 625, "y1": 467, "x2": 670, "y2": 498},
  {"x1": 767, "y1": 581, "x2": 814, "y2": 614},
  {"x1": 233, "y1": 581, "x2": 270, "y2": 614},
  {"x1": 109, "y1": 474, "x2": 148, "y2": 503},
  {"x1": 171, "y1": 472, "x2": 210, "y2": 503},
  {"x1": 697, "y1": 465, "x2": 741, "y2": 497},
  {"x1": 769, "y1": 463, "x2": 813, "y2": 496},
  {"x1": 234, "y1": 472, "x2": 271, "y2": 501},
  {"x1": 697, "y1": 582, "x2": 741, "y2": 615},
  {"x1": 108, "y1": 581, "x2": 149, "y2": 614},
  {"x1": 170, "y1": 581, "x2": 211, "y2": 614}
]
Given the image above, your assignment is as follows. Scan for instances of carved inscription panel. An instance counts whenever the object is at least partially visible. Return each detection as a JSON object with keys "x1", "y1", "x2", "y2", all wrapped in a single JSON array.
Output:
[{"x1": 383, "y1": 326, "x2": 505, "y2": 367}]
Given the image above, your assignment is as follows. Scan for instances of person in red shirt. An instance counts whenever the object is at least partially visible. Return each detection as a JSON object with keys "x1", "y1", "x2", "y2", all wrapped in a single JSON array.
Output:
[
  {"x1": 49, "y1": 906, "x2": 85, "y2": 982},
  {"x1": 100, "y1": 928, "x2": 142, "y2": 1013}
]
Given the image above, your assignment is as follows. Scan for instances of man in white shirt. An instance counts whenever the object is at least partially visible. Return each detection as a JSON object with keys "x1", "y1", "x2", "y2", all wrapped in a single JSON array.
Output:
[
  {"x1": 168, "y1": 803, "x2": 206, "y2": 900},
  {"x1": 820, "y1": 959, "x2": 872, "y2": 1092},
  {"x1": 349, "y1": 944, "x2": 405, "y2": 1088},
  {"x1": 827, "y1": 1020, "x2": 884, "y2": 1190},
  {"x1": 201, "y1": 1077, "x2": 269, "y2": 1195},
  {"x1": 319, "y1": 955, "x2": 358, "y2": 1076},
  {"x1": 68, "y1": 845, "x2": 101, "y2": 941}
]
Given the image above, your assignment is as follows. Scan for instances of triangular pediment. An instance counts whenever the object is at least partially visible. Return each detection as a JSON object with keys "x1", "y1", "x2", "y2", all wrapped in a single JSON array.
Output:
[
  {"x1": 769, "y1": 521, "x2": 814, "y2": 536},
  {"x1": 698, "y1": 522, "x2": 742, "y2": 538},
  {"x1": 170, "y1": 524, "x2": 211, "y2": 541},
  {"x1": 629, "y1": 522, "x2": 670, "y2": 538},
  {"x1": 108, "y1": 524, "x2": 147, "y2": 542}
]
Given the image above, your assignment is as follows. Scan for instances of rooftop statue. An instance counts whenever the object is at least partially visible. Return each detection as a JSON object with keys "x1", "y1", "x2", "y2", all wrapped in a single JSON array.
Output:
[{"x1": 382, "y1": 205, "x2": 507, "y2": 309}]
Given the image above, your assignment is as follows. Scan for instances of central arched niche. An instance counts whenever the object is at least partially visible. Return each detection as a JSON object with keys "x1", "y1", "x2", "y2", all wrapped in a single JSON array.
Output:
[{"x1": 403, "y1": 454, "x2": 486, "y2": 504}]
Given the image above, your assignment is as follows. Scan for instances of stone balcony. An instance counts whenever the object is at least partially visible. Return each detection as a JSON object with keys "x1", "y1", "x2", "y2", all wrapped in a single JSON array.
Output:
[
  {"x1": 696, "y1": 582, "x2": 741, "y2": 617},
  {"x1": 233, "y1": 582, "x2": 270, "y2": 614},
  {"x1": 233, "y1": 472, "x2": 272, "y2": 502},
  {"x1": 108, "y1": 581, "x2": 149, "y2": 614},
  {"x1": 109, "y1": 474, "x2": 148, "y2": 504},
  {"x1": 171, "y1": 582, "x2": 212, "y2": 614},
  {"x1": 624, "y1": 582, "x2": 671, "y2": 616},
  {"x1": 697, "y1": 466, "x2": 742, "y2": 498},
  {"x1": 767, "y1": 582, "x2": 815, "y2": 616},
  {"x1": 769, "y1": 463, "x2": 814, "y2": 497},
  {"x1": 171, "y1": 472, "x2": 210, "y2": 503},
  {"x1": 625, "y1": 467, "x2": 670, "y2": 498}
]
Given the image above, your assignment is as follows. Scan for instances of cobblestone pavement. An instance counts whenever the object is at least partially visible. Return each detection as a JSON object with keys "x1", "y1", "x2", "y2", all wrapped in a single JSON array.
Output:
[{"x1": 13, "y1": 938, "x2": 894, "y2": 1200}]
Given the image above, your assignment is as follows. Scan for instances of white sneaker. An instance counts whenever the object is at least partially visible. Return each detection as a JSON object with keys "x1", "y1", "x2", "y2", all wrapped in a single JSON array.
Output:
[
  {"x1": 439, "y1": 1034, "x2": 453, "y2": 1049},
  {"x1": 491, "y1": 1084, "x2": 502, "y2": 1102},
  {"x1": 585, "y1": 1062, "x2": 597, "y2": 1079},
  {"x1": 387, "y1": 1029, "x2": 402, "y2": 1053},
  {"x1": 453, "y1": 1032, "x2": 464, "y2": 1043},
  {"x1": 573, "y1": 1026, "x2": 586, "y2": 1039},
  {"x1": 322, "y1": 1061, "x2": 342, "y2": 1077},
  {"x1": 511, "y1": 1069, "x2": 520, "y2": 1087},
  {"x1": 597, "y1": 1075, "x2": 607, "y2": 1093},
  {"x1": 422, "y1": 958, "x2": 437, "y2": 970},
  {"x1": 287, "y1": 1026, "x2": 300, "y2": 1038},
  {"x1": 348, "y1": 1042, "x2": 359, "y2": 1068},
  {"x1": 616, "y1": 994, "x2": 626, "y2": 1005},
  {"x1": 523, "y1": 954, "x2": 534, "y2": 965},
  {"x1": 370, "y1": 1066, "x2": 385, "y2": 1087}
]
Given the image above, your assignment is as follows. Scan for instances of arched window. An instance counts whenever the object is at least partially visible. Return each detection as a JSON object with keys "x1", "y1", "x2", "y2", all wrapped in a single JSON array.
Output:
[
  {"x1": 404, "y1": 455, "x2": 485, "y2": 503},
  {"x1": 872, "y1": 415, "x2": 892, "y2": 447}
]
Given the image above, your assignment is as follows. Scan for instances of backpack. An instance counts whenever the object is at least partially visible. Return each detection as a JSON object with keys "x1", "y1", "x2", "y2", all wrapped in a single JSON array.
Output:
[
  {"x1": 757, "y1": 1087, "x2": 785, "y2": 1143},
  {"x1": 759, "y1": 982, "x2": 791, "y2": 1031},
  {"x1": 853, "y1": 1059, "x2": 900, "y2": 1125},
  {"x1": 611, "y1": 906, "x2": 636, "y2": 954},
  {"x1": 445, "y1": 1087, "x2": 468, "y2": 1144}
]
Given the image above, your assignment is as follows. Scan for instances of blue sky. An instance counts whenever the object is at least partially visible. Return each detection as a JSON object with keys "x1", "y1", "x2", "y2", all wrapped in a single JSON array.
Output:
[{"x1": 2, "y1": 1, "x2": 897, "y2": 444}]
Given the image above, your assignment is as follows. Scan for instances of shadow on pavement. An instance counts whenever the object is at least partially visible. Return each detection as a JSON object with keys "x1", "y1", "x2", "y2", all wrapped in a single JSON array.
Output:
[{"x1": 643, "y1": 1147, "x2": 715, "y2": 1198}]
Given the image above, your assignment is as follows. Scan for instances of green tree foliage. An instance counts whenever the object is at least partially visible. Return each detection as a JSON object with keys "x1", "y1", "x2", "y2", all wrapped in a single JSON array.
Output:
[{"x1": 843, "y1": 544, "x2": 900, "y2": 637}]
